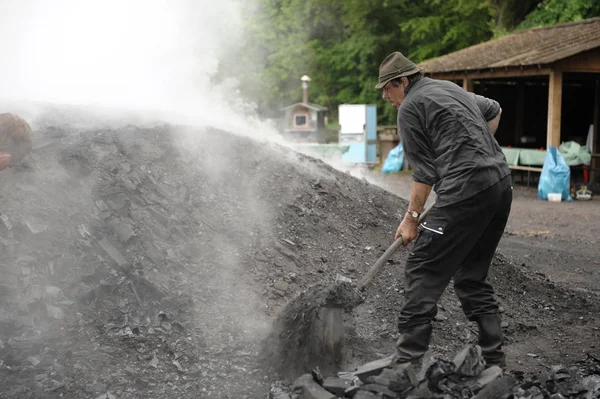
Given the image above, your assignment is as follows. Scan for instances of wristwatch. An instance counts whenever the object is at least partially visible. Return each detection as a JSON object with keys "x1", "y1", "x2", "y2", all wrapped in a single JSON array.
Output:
[{"x1": 407, "y1": 209, "x2": 420, "y2": 219}]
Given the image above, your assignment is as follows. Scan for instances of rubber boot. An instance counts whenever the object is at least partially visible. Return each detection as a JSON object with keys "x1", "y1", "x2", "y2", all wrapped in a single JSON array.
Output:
[
  {"x1": 394, "y1": 323, "x2": 433, "y2": 366},
  {"x1": 476, "y1": 314, "x2": 506, "y2": 369}
]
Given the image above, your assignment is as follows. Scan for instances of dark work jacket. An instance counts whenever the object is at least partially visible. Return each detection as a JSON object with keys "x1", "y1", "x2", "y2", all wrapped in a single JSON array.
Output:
[{"x1": 398, "y1": 77, "x2": 510, "y2": 207}]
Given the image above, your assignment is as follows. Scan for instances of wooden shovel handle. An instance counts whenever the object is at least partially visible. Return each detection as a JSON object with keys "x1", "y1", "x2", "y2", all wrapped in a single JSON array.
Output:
[{"x1": 357, "y1": 202, "x2": 434, "y2": 290}]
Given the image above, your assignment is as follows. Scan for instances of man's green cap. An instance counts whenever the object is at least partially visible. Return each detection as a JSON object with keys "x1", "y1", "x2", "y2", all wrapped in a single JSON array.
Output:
[{"x1": 375, "y1": 52, "x2": 420, "y2": 89}]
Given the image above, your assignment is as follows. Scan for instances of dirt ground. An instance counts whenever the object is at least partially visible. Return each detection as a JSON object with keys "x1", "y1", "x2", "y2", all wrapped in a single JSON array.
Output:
[{"x1": 0, "y1": 111, "x2": 599, "y2": 398}]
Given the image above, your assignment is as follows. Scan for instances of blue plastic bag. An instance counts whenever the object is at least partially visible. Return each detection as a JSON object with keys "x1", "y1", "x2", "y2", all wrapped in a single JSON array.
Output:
[
  {"x1": 538, "y1": 146, "x2": 572, "y2": 201},
  {"x1": 381, "y1": 143, "x2": 404, "y2": 174}
]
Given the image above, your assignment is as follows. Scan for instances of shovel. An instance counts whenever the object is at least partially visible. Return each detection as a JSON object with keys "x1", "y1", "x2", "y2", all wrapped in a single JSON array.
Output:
[
  {"x1": 356, "y1": 202, "x2": 434, "y2": 290},
  {"x1": 319, "y1": 202, "x2": 435, "y2": 358},
  {"x1": 269, "y1": 202, "x2": 435, "y2": 375}
]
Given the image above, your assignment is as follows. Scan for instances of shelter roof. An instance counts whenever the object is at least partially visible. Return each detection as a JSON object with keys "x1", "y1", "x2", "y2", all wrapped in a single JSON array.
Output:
[{"x1": 418, "y1": 18, "x2": 600, "y2": 74}]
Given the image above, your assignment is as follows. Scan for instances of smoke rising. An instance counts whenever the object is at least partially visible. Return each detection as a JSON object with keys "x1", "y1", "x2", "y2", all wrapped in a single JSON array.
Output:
[
  {"x1": 0, "y1": 0, "x2": 278, "y2": 137},
  {"x1": 0, "y1": 2, "x2": 284, "y2": 396}
]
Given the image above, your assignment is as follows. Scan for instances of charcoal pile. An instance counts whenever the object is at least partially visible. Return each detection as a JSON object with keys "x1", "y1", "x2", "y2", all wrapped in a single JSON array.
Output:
[
  {"x1": 277, "y1": 345, "x2": 600, "y2": 399},
  {"x1": 0, "y1": 111, "x2": 404, "y2": 398},
  {"x1": 0, "y1": 108, "x2": 599, "y2": 398}
]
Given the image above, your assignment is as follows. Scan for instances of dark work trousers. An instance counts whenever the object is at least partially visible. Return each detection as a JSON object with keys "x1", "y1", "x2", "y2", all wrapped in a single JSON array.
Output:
[{"x1": 398, "y1": 175, "x2": 513, "y2": 332}]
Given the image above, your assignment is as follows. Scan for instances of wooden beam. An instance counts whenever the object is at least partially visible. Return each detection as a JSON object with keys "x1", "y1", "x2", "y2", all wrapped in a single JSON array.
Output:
[
  {"x1": 428, "y1": 67, "x2": 551, "y2": 81},
  {"x1": 562, "y1": 66, "x2": 600, "y2": 73},
  {"x1": 595, "y1": 79, "x2": 600, "y2": 154},
  {"x1": 462, "y1": 78, "x2": 474, "y2": 92},
  {"x1": 557, "y1": 48, "x2": 600, "y2": 73},
  {"x1": 592, "y1": 79, "x2": 600, "y2": 186},
  {"x1": 547, "y1": 69, "x2": 563, "y2": 149}
]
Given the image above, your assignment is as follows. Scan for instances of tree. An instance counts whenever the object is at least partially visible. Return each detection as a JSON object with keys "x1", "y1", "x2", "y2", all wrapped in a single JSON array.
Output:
[
  {"x1": 218, "y1": 0, "x2": 600, "y2": 127},
  {"x1": 401, "y1": 0, "x2": 495, "y2": 63},
  {"x1": 489, "y1": 0, "x2": 543, "y2": 31},
  {"x1": 517, "y1": 0, "x2": 600, "y2": 29},
  {"x1": 222, "y1": 0, "x2": 412, "y2": 123}
]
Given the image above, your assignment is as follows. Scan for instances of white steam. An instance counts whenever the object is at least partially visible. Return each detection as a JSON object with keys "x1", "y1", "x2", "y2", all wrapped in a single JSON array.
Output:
[{"x1": 0, "y1": 0, "x2": 277, "y2": 136}]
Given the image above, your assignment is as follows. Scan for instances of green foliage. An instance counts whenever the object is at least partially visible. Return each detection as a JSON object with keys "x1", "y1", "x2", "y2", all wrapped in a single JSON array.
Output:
[
  {"x1": 401, "y1": 0, "x2": 494, "y2": 63},
  {"x1": 518, "y1": 0, "x2": 600, "y2": 29},
  {"x1": 488, "y1": 0, "x2": 544, "y2": 31},
  {"x1": 222, "y1": 0, "x2": 412, "y2": 123},
  {"x1": 218, "y1": 0, "x2": 600, "y2": 127}
]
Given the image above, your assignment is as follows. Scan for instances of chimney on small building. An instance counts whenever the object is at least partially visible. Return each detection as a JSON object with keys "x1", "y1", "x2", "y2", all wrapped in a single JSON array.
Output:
[{"x1": 301, "y1": 75, "x2": 311, "y2": 104}]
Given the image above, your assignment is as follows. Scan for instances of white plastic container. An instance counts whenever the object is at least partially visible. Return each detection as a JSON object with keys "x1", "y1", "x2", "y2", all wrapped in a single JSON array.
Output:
[{"x1": 548, "y1": 193, "x2": 562, "y2": 203}]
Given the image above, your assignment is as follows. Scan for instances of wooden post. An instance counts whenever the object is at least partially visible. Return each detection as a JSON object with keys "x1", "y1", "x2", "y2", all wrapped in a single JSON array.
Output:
[
  {"x1": 591, "y1": 79, "x2": 600, "y2": 185},
  {"x1": 515, "y1": 82, "x2": 525, "y2": 146},
  {"x1": 463, "y1": 78, "x2": 474, "y2": 92},
  {"x1": 546, "y1": 69, "x2": 562, "y2": 149},
  {"x1": 594, "y1": 79, "x2": 599, "y2": 154}
]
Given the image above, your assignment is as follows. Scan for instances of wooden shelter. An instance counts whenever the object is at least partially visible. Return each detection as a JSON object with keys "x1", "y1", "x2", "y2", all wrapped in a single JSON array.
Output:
[{"x1": 418, "y1": 18, "x2": 600, "y2": 184}]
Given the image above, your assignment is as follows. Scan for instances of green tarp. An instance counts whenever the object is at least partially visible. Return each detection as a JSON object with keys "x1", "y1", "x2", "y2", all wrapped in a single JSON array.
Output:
[
  {"x1": 502, "y1": 148, "x2": 520, "y2": 166},
  {"x1": 501, "y1": 142, "x2": 591, "y2": 167},
  {"x1": 559, "y1": 141, "x2": 592, "y2": 166},
  {"x1": 501, "y1": 147, "x2": 546, "y2": 166}
]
